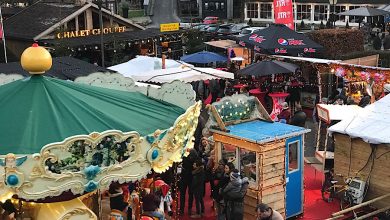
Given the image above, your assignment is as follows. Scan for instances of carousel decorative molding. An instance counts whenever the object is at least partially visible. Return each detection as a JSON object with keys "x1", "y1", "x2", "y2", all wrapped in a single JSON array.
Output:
[
  {"x1": 59, "y1": 207, "x2": 96, "y2": 220},
  {"x1": 0, "y1": 102, "x2": 202, "y2": 201},
  {"x1": 75, "y1": 73, "x2": 196, "y2": 109}
]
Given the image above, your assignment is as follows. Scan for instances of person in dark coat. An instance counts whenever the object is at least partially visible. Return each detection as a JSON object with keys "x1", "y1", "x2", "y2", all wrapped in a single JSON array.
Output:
[
  {"x1": 216, "y1": 162, "x2": 235, "y2": 220},
  {"x1": 223, "y1": 170, "x2": 249, "y2": 220},
  {"x1": 108, "y1": 183, "x2": 129, "y2": 213},
  {"x1": 190, "y1": 159, "x2": 205, "y2": 218},
  {"x1": 358, "y1": 93, "x2": 371, "y2": 107},
  {"x1": 289, "y1": 104, "x2": 307, "y2": 127},
  {"x1": 179, "y1": 149, "x2": 198, "y2": 215}
]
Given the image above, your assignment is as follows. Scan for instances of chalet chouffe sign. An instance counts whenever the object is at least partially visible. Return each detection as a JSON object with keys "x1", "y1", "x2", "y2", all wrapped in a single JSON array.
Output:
[{"x1": 56, "y1": 26, "x2": 126, "y2": 39}]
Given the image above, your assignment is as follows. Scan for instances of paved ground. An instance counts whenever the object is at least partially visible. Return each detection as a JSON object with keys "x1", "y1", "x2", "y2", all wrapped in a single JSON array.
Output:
[
  {"x1": 304, "y1": 118, "x2": 318, "y2": 158},
  {"x1": 148, "y1": 0, "x2": 180, "y2": 28}
]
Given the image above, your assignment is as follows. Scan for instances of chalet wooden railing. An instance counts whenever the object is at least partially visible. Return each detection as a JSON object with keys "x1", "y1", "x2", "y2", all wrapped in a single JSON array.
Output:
[{"x1": 326, "y1": 193, "x2": 390, "y2": 220}]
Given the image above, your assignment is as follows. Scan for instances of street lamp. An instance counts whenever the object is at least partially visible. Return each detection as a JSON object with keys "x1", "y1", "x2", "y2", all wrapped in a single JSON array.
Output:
[
  {"x1": 329, "y1": 0, "x2": 337, "y2": 28},
  {"x1": 97, "y1": 0, "x2": 105, "y2": 67}
]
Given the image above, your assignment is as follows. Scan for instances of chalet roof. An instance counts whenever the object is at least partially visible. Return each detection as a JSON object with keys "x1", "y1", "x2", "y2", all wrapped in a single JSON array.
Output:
[
  {"x1": 0, "y1": 56, "x2": 114, "y2": 80},
  {"x1": 3, "y1": 1, "x2": 144, "y2": 41},
  {"x1": 4, "y1": 2, "x2": 83, "y2": 40}
]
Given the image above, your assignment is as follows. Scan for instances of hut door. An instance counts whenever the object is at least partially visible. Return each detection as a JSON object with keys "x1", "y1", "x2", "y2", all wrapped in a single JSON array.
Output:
[{"x1": 285, "y1": 135, "x2": 303, "y2": 218}]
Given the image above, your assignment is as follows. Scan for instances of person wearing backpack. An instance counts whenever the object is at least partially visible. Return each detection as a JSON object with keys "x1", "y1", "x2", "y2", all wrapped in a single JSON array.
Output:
[{"x1": 222, "y1": 169, "x2": 249, "y2": 220}]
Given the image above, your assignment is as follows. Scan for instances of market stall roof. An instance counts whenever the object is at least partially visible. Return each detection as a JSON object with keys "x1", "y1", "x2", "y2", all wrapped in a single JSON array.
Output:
[
  {"x1": 328, "y1": 94, "x2": 390, "y2": 144},
  {"x1": 272, "y1": 55, "x2": 390, "y2": 72},
  {"x1": 108, "y1": 56, "x2": 191, "y2": 78},
  {"x1": 204, "y1": 40, "x2": 240, "y2": 49},
  {"x1": 133, "y1": 66, "x2": 234, "y2": 83},
  {"x1": 215, "y1": 120, "x2": 309, "y2": 144},
  {"x1": 0, "y1": 75, "x2": 184, "y2": 155},
  {"x1": 0, "y1": 57, "x2": 114, "y2": 80},
  {"x1": 271, "y1": 55, "x2": 341, "y2": 64}
]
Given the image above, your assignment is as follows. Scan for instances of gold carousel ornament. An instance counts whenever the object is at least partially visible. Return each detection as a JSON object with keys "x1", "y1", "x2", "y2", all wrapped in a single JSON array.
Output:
[{"x1": 0, "y1": 43, "x2": 201, "y2": 219}]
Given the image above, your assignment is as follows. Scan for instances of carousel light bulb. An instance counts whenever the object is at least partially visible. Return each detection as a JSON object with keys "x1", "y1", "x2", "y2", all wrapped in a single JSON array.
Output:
[
  {"x1": 234, "y1": 104, "x2": 238, "y2": 107},
  {"x1": 222, "y1": 105, "x2": 225, "y2": 108},
  {"x1": 226, "y1": 102, "x2": 229, "y2": 105}
]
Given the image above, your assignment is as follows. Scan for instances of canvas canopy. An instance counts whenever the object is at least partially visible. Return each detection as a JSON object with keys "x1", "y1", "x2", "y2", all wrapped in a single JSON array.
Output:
[
  {"x1": 133, "y1": 66, "x2": 234, "y2": 83},
  {"x1": 108, "y1": 56, "x2": 191, "y2": 78},
  {"x1": 0, "y1": 75, "x2": 184, "y2": 154},
  {"x1": 328, "y1": 95, "x2": 390, "y2": 144},
  {"x1": 317, "y1": 104, "x2": 362, "y2": 123}
]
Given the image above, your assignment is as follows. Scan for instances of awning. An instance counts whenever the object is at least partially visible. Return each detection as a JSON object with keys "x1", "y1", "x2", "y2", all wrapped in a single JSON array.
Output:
[
  {"x1": 205, "y1": 40, "x2": 240, "y2": 49},
  {"x1": 133, "y1": 66, "x2": 234, "y2": 83}
]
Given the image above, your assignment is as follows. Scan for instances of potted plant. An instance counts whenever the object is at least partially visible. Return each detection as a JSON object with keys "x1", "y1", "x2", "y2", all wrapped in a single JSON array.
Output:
[{"x1": 119, "y1": 0, "x2": 130, "y2": 18}]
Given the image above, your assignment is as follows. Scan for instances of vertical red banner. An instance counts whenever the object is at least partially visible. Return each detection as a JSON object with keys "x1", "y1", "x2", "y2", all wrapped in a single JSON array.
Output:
[{"x1": 273, "y1": 0, "x2": 294, "y2": 30}]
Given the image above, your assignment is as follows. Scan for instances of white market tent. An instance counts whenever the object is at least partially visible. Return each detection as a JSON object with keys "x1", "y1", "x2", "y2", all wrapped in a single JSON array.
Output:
[
  {"x1": 328, "y1": 94, "x2": 390, "y2": 144},
  {"x1": 133, "y1": 66, "x2": 234, "y2": 83},
  {"x1": 108, "y1": 56, "x2": 192, "y2": 77}
]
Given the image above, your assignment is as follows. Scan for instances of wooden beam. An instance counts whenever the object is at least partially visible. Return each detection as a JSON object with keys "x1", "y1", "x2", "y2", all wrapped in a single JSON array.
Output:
[
  {"x1": 331, "y1": 193, "x2": 390, "y2": 217},
  {"x1": 209, "y1": 105, "x2": 227, "y2": 131},
  {"x1": 254, "y1": 97, "x2": 272, "y2": 122}
]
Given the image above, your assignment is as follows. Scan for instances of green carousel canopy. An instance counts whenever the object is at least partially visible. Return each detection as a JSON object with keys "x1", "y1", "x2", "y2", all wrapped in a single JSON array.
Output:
[
  {"x1": 0, "y1": 75, "x2": 184, "y2": 155},
  {"x1": 0, "y1": 44, "x2": 201, "y2": 205}
]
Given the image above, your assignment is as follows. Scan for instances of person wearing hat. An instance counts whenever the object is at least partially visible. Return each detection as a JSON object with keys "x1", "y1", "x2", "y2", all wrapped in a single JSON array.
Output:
[
  {"x1": 256, "y1": 203, "x2": 283, "y2": 220},
  {"x1": 278, "y1": 102, "x2": 291, "y2": 123}
]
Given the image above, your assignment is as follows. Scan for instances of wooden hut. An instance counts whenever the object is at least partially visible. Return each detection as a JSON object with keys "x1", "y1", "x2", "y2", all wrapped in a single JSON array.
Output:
[
  {"x1": 329, "y1": 95, "x2": 390, "y2": 209},
  {"x1": 205, "y1": 94, "x2": 310, "y2": 219}
]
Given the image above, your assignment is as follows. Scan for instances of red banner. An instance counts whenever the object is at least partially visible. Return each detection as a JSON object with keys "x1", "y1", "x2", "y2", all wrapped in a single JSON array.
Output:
[{"x1": 273, "y1": 0, "x2": 294, "y2": 30}]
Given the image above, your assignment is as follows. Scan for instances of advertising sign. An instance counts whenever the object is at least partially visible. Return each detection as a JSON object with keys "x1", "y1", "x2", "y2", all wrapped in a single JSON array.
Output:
[
  {"x1": 160, "y1": 23, "x2": 180, "y2": 32},
  {"x1": 56, "y1": 26, "x2": 126, "y2": 39},
  {"x1": 273, "y1": 0, "x2": 294, "y2": 30}
]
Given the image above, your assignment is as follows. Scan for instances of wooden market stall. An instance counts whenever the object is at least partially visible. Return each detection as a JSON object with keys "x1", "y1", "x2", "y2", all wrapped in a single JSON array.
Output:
[
  {"x1": 313, "y1": 104, "x2": 362, "y2": 174},
  {"x1": 206, "y1": 94, "x2": 310, "y2": 219},
  {"x1": 328, "y1": 94, "x2": 390, "y2": 209}
]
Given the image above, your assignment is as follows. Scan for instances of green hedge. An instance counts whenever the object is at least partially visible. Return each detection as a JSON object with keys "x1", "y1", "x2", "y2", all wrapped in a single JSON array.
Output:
[
  {"x1": 307, "y1": 29, "x2": 364, "y2": 59},
  {"x1": 128, "y1": 10, "x2": 144, "y2": 18}
]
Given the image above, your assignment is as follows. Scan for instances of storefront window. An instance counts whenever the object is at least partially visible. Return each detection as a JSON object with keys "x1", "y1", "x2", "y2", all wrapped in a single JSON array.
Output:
[
  {"x1": 288, "y1": 141, "x2": 299, "y2": 172},
  {"x1": 221, "y1": 2, "x2": 225, "y2": 10},
  {"x1": 221, "y1": 143, "x2": 237, "y2": 166},
  {"x1": 314, "y1": 5, "x2": 328, "y2": 21},
  {"x1": 260, "y1": 3, "x2": 272, "y2": 19},
  {"x1": 330, "y1": 5, "x2": 346, "y2": 22},
  {"x1": 246, "y1": 3, "x2": 259, "y2": 19},
  {"x1": 297, "y1": 4, "x2": 312, "y2": 21},
  {"x1": 239, "y1": 149, "x2": 257, "y2": 183},
  {"x1": 348, "y1": 5, "x2": 360, "y2": 23},
  {"x1": 204, "y1": 2, "x2": 208, "y2": 10}
]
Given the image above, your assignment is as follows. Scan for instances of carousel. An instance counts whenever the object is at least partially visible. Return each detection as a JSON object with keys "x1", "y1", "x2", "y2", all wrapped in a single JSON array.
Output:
[{"x1": 0, "y1": 44, "x2": 201, "y2": 219}]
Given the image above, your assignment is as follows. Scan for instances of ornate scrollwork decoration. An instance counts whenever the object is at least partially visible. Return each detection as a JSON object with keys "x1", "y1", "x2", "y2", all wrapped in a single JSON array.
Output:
[
  {"x1": 59, "y1": 207, "x2": 96, "y2": 220},
  {"x1": 32, "y1": 131, "x2": 141, "y2": 181},
  {"x1": 150, "y1": 101, "x2": 201, "y2": 173}
]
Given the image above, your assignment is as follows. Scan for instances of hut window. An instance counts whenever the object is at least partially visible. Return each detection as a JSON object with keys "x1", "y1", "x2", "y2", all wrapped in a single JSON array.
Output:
[
  {"x1": 288, "y1": 141, "x2": 299, "y2": 172},
  {"x1": 221, "y1": 143, "x2": 237, "y2": 166},
  {"x1": 239, "y1": 148, "x2": 257, "y2": 184}
]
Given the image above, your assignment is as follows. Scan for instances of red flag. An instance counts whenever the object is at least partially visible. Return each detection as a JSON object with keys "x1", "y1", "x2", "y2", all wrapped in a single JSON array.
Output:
[
  {"x1": 273, "y1": 0, "x2": 294, "y2": 30},
  {"x1": 0, "y1": 23, "x2": 3, "y2": 40}
]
